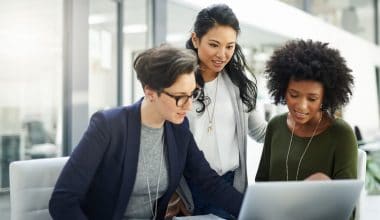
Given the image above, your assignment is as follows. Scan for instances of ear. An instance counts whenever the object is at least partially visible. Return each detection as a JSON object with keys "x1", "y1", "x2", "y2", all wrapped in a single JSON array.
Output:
[
  {"x1": 191, "y1": 32, "x2": 199, "y2": 49},
  {"x1": 144, "y1": 85, "x2": 156, "y2": 102}
]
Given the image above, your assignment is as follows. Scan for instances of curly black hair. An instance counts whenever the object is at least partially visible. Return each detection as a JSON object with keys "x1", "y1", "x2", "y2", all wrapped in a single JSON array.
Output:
[{"x1": 265, "y1": 39, "x2": 354, "y2": 116}]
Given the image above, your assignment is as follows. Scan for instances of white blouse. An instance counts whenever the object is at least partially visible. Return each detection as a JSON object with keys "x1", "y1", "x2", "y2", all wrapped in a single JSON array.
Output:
[{"x1": 188, "y1": 73, "x2": 239, "y2": 175}]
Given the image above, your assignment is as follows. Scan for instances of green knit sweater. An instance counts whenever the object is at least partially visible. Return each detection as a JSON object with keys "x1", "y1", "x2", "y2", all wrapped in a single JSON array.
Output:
[{"x1": 256, "y1": 113, "x2": 358, "y2": 181}]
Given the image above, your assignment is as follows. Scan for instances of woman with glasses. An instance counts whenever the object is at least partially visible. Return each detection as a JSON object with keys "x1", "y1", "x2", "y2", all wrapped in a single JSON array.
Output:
[
  {"x1": 49, "y1": 45, "x2": 243, "y2": 220},
  {"x1": 171, "y1": 4, "x2": 267, "y2": 219}
]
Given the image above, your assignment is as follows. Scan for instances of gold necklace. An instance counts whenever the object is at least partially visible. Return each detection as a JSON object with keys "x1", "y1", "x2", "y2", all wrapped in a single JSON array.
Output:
[
  {"x1": 206, "y1": 76, "x2": 219, "y2": 133},
  {"x1": 285, "y1": 112, "x2": 323, "y2": 181}
]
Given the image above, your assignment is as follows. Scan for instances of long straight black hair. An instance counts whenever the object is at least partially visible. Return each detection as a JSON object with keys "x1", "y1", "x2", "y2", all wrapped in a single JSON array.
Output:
[{"x1": 186, "y1": 4, "x2": 258, "y2": 113}]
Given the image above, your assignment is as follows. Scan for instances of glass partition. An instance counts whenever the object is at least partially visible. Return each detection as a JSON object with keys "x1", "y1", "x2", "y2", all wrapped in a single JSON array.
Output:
[
  {"x1": 89, "y1": 0, "x2": 118, "y2": 114},
  {"x1": 0, "y1": 0, "x2": 63, "y2": 189},
  {"x1": 124, "y1": 0, "x2": 150, "y2": 104},
  {"x1": 281, "y1": 0, "x2": 376, "y2": 43}
]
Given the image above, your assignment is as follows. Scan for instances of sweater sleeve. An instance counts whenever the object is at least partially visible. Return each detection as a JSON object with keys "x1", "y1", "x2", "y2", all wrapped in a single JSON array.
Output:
[
  {"x1": 247, "y1": 109, "x2": 267, "y2": 143},
  {"x1": 332, "y1": 120, "x2": 358, "y2": 179},
  {"x1": 255, "y1": 118, "x2": 274, "y2": 181}
]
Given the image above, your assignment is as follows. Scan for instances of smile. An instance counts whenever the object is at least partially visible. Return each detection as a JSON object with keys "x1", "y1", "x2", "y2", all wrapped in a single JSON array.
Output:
[{"x1": 212, "y1": 60, "x2": 224, "y2": 64}]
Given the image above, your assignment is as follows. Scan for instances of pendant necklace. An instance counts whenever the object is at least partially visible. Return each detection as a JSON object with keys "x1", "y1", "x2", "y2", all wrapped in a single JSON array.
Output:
[
  {"x1": 141, "y1": 135, "x2": 164, "y2": 220},
  {"x1": 285, "y1": 112, "x2": 323, "y2": 181},
  {"x1": 206, "y1": 76, "x2": 219, "y2": 133}
]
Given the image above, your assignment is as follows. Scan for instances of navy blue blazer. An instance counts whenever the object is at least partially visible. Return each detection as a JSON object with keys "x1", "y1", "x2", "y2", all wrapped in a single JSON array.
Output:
[{"x1": 49, "y1": 100, "x2": 243, "y2": 220}]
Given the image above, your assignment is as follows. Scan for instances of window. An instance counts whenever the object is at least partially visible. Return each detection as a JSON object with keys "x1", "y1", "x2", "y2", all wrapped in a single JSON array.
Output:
[{"x1": 0, "y1": 0, "x2": 63, "y2": 189}]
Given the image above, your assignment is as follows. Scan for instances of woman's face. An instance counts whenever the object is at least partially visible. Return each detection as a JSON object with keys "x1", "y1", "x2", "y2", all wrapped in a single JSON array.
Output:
[
  {"x1": 192, "y1": 25, "x2": 237, "y2": 76},
  {"x1": 285, "y1": 79, "x2": 324, "y2": 125},
  {"x1": 155, "y1": 72, "x2": 197, "y2": 124}
]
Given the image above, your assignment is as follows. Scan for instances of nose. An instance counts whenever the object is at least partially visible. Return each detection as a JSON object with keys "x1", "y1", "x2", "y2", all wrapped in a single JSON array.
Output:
[
  {"x1": 216, "y1": 48, "x2": 226, "y2": 59},
  {"x1": 182, "y1": 98, "x2": 192, "y2": 111},
  {"x1": 298, "y1": 98, "x2": 308, "y2": 110}
]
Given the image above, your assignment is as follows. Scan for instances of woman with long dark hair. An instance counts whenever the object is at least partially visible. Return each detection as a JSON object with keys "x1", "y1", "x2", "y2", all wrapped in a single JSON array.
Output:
[{"x1": 175, "y1": 4, "x2": 267, "y2": 219}]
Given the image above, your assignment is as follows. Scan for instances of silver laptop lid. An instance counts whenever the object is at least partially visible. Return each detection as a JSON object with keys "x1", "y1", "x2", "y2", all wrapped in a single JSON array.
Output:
[{"x1": 239, "y1": 179, "x2": 363, "y2": 220}]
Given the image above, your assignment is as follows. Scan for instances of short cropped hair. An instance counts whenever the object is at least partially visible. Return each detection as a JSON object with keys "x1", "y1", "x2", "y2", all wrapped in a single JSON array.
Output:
[
  {"x1": 134, "y1": 45, "x2": 198, "y2": 91},
  {"x1": 265, "y1": 39, "x2": 354, "y2": 115}
]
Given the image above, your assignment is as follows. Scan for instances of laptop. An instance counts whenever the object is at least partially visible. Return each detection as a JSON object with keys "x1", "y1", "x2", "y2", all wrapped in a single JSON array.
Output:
[{"x1": 238, "y1": 179, "x2": 363, "y2": 220}]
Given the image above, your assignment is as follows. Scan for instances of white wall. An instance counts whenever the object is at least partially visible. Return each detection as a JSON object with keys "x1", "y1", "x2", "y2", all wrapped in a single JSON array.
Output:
[{"x1": 176, "y1": 0, "x2": 380, "y2": 136}]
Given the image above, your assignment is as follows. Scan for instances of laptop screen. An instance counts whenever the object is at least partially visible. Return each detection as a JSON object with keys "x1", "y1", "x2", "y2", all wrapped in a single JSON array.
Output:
[{"x1": 238, "y1": 179, "x2": 363, "y2": 220}]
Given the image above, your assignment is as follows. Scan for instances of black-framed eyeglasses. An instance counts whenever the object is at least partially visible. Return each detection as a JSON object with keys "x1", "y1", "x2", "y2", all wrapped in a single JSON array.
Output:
[{"x1": 161, "y1": 88, "x2": 202, "y2": 107}]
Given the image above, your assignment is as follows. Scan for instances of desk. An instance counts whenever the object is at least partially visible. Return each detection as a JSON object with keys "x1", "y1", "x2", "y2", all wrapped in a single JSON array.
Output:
[
  {"x1": 173, "y1": 214, "x2": 225, "y2": 220},
  {"x1": 360, "y1": 142, "x2": 380, "y2": 152}
]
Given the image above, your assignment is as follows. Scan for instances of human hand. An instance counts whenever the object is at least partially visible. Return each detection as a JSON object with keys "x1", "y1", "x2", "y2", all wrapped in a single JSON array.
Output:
[
  {"x1": 165, "y1": 192, "x2": 191, "y2": 219},
  {"x1": 305, "y1": 172, "x2": 331, "y2": 181}
]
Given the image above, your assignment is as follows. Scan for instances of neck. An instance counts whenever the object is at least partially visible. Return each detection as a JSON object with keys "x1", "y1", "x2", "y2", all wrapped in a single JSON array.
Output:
[
  {"x1": 141, "y1": 99, "x2": 165, "y2": 128},
  {"x1": 289, "y1": 111, "x2": 324, "y2": 136},
  {"x1": 200, "y1": 65, "x2": 219, "y2": 82}
]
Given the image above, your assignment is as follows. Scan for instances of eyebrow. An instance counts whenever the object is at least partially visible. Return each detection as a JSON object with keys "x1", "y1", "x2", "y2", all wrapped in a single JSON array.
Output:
[
  {"x1": 170, "y1": 92, "x2": 189, "y2": 95},
  {"x1": 208, "y1": 39, "x2": 235, "y2": 45},
  {"x1": 288, "y1": 89, "x2": 320, "y2": 97},
  {"x1": 168, "y1": 88, "x2": 197, "y2": 96}
]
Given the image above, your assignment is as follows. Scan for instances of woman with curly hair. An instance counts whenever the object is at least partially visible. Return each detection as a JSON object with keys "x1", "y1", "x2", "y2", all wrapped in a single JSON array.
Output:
[{"x1": 255, "y1": 39, "x2": 357, "y2": 182}]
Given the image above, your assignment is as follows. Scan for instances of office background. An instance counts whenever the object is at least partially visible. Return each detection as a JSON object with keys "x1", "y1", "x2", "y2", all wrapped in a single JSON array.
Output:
[{"x1": 1, "y1": 0, "x2": 380, "y2": 219}]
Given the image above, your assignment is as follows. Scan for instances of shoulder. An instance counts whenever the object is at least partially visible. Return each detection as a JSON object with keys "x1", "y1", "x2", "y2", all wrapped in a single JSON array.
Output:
[
  {"x1": 325, "y1": 118, "x2": 357, "y2": 150},
  {"x1": 329, "y1": 118, "x2": 355, "y2": 136},
  {"x1": 263, "y1": 113, "x2": 287, "y2": 139},
  {"x1": 220, "y1": 71, "x2": 235, "y2": 88},
  {"x1": 268, "y1": 113, "x2": 287, "y2": 128},
  {"x1": 91, "y1": 106, "x2": 128, "y2": 126},
  {"x1": 90, "y1": 101, "x2": 141, "y2": 133},
  {"x1": 98, "y1": 100, "x2": 141, "y2": 123}
]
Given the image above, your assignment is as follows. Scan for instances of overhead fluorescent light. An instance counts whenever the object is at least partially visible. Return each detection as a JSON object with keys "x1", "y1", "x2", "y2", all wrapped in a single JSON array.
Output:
[
  {"x1": 89, "y1": 14, "x2": 110, "y2": 25},
  {"x1": 123, "y1": 24, "x2": 147, "y2": 34},
  {"x1": 167, "y1": 33, "x2": 188, "y2": 42}
]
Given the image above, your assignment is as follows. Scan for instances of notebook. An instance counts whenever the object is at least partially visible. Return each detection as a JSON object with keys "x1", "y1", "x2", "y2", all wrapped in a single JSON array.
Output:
[{"x1": 238, "y1": 179, "x2": 363, "y2": 220}]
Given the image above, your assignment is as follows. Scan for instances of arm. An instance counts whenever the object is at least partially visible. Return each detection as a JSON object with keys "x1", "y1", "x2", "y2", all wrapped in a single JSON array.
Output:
[
  {"x1": 247, "y1": 109, "x2": 267, "y2": 143},
  {"x1": 255, "y1": 121, "x2": 273, "y2": 181},
  {"x1": 306, "y1": 121, "x2": 358, "y2": 180},
  {"x1": 332, "y1": 121, "x2": 358, "y2": 179},
  {"x1": 49, "y1": 112, "x2": 111, "y2": 220},
  {"x1": 183, "y1": 135, "x2": 243, "y2": 218},
  {"x1": 305, "y1": 172, "x2": 331, "y2": 181}
]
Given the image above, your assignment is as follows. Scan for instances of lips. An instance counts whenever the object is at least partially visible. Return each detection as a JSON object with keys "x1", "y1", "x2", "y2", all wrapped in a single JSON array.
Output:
[
  {"x1": 294, "y1": 110, "x2": 308, "y2": 116},
  {"x1": 177, "y1": 112, "x2": 186, "y2": 117},
  {"x1": 212, "y1": 60, "x2": 224, "y2": 69}
]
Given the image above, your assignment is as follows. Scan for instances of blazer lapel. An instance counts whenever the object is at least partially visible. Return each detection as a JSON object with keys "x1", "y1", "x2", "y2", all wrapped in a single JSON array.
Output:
[
  {"x1": 164, "y1": 122, "x2": 178, "y2": 191},
  {"x1": 113, "y1": 101, "x2": 142, "y2": 220}
]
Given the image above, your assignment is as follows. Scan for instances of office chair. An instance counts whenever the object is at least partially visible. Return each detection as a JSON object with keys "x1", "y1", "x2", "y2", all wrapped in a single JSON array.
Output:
[
  {"x1": 355, "y1": 148, "x2": 367, "y2": 220},
  {"x1": 9, "y1": 157, "x2": 68, "y2": 220}
]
